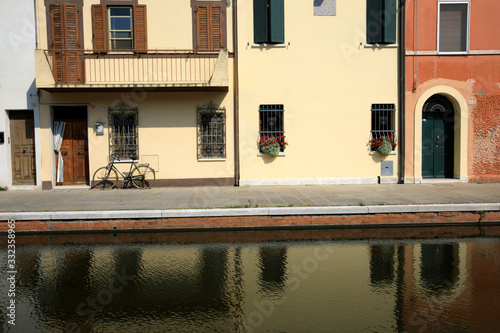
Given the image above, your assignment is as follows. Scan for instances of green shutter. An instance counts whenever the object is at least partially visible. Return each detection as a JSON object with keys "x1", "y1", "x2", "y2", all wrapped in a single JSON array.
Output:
[
  {"x1": 366, "y1": 0, "x2": 383, "y2": 44},
  {"x1": 254, "y1": 0, "x2": 268, "y2": 43},
  {"x1": 269, "y1": 0, "x2": 284, "y2": 44},
  {"x1": 384, "y1": 0, "x2": 397, "y2": 44}
]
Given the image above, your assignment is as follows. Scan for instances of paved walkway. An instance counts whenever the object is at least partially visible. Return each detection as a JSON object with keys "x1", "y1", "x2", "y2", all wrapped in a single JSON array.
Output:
[{"x1": 1, "y1": 182, "x2": 499, "y2": 214}]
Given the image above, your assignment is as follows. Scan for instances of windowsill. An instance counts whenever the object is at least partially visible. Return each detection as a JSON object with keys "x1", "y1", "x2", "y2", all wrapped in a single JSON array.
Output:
[
  {"x1": 109, "y1": 51, "x2": 134, "y2": 55},
  {"x1": 252, "y1": 43, "x2": 287, "y2": 48},
  {"x1": 258, "y1": 152, "x2": 286, "y2": 157},
  {"x1": 365, "y1": 43, "x2": 398, "y2": 48},
  {"x1": 370, "y1": 151, "x2": 396, "y2": 155},
  {"x1": 113, "y1": 159, "x2": 139, "y2": 163},
  {"x1": 437, "y1": 51, "x2": 468, "y2": 55},
  {"x1": 198, "y1": 158, "x2": 226, "y2": 162}
]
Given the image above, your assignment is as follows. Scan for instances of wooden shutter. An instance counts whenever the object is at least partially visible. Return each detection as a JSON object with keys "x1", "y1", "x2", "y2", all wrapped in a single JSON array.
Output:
[
  {"x1": 196, "y1": 5, "x2": 209, "y2": 49},
  {"x1": 50, "y1": 4, "x2": 64, "y2": 83},
  {"x1": 383, "y1": 0, "x2": 397, "y2": 44},
  {"x1": 269, "y1": 0, "x2": 284, "y2": 44},
  {"x1": 210, "y1": 6, "x2": 223, "y2": 50},
  {"x1": 63, "y1": 4, "x2": 81, "y2": 83},
  {"x1": 253, "y1": 0, "x2": 269, "y2": 43},
  {"x1": 366, "y1": 0, "x2": 383, "y2": 44},
  {"x1": 196, "y1": 5, "x2": 222, "y2": 50},
  {"x1": 92, "y1": 5, "x2": 107, "y2": 50},
  {"x1": 50, "y1": 3, "x2": 81, "y2": 84},
  {"x1": 133, "y1": 5, "x2": 148, "y2": 51}
]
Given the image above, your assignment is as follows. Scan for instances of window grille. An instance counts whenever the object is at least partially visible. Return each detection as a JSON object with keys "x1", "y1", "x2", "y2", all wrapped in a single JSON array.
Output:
[
  {"x1": 109, "y1": 103, "x2": 138, "y2": 160},
  {"x1": 371, "y1": 103, "x2": 396, "y2": 140},
  {"x1": 259, "y1": 104, "x2": 285, "y2": 153},
  {"x1": 197, "y1": 102, "x2": 226, "y2": 159}
]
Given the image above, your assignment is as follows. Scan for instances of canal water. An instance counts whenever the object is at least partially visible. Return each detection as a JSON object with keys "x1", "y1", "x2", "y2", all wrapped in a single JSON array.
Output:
[{"x1": 1, "y1": 227, "x2": 499, "y2": 333}]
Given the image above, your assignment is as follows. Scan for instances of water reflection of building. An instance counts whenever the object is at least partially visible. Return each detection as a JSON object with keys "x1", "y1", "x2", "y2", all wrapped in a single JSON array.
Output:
[
  {"x1": 370, "y1": 244, "x2": 395, "y2": 286},
  {"x1": 374, "y1": 241, "x2": 500, "y2": 332},
  {"x1": 13, "y1": 244, "x2": 240, "y2": 332},
  {"x1": 258, "y1": 246, "x2": 288, "y2": 295},
  {"x1": 9, "y1": 235, "x2": 500, "y2": 332}
]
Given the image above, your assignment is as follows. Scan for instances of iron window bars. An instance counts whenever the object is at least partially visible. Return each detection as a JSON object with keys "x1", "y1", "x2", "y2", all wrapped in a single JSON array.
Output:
[
  {"x1": 109, "y1": 103, "x2": 139, "y2": 160},
  {"x1": 371, "y1": 103, "x2": 396, "y2": 150},
  {"x1": 197, "y1": 102, "x2": 226, "y2": 159},
  {"x1": 259, "y1": 104, "x2": 285, "y2": 153}
]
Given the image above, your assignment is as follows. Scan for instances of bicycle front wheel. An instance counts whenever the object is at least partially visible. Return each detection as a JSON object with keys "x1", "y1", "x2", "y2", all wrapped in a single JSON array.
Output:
[
  {"x1": 93, "y1": 166, "x2": 118, "y2": 190},
  {"x1": 131, "y1": 165, "x2": 156, "y2": 189}
]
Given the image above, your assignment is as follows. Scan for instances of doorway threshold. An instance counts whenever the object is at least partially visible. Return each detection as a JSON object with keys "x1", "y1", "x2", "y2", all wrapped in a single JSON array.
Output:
[
  {"x1": 8, "y1": 185, "x2": 39, "y2": 191},
  {"x1": 54, "y1": 185, "x2": 90, "y2": 190},
  {"x1": 420, "y1": 178, "x2": 462, "y2": 184}
]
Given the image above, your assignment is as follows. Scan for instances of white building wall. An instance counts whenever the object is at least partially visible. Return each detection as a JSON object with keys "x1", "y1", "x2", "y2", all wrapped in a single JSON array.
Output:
[{"x1": 0, "y1": 0, "x2": 40, "y2": 188}]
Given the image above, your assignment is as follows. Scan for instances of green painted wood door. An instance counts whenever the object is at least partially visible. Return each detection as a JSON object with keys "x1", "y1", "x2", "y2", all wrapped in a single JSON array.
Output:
[{"x1": 422, "y1": 112, "x2": 454, "y2": 178}]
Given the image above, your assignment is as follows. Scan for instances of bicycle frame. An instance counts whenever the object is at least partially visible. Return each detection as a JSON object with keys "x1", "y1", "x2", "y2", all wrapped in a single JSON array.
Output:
[{"x1": 107, "y1": 157, "x2": 145, "y2": 188}]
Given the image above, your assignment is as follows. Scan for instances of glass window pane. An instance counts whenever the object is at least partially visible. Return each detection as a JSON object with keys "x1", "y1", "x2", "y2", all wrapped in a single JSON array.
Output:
[
  {"x1": 110, "y1": 7, "x2": 132, "y2": 16},
  {"x1": 110, "y1": 17, "x2": 132, "y2": 30},
  {"x1": 111, "y1": 31, "x2": 132, "y2": 39},
  {"x1": 111, "y1": 39, "x2": 133, "y2": 50}
]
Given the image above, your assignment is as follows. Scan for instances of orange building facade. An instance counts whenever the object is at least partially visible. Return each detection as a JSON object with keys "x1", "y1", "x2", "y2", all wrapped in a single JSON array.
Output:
[{"x1": 404, "y1": 0, "x2": 500, "y2": 183}]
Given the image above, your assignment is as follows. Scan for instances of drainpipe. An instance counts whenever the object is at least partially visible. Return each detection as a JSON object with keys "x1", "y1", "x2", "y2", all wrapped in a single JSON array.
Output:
[
  {"x1": 232, "y1": 0, "x2": 240, "y2": 186},
  {"x1": 398, "y1": 0, "x2": 406, "y2": 184}
]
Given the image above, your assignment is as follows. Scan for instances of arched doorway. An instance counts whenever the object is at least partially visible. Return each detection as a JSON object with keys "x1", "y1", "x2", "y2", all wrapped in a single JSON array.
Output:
[{"x1": 422, "y1": 95, "x2": 455, "y2": 178}]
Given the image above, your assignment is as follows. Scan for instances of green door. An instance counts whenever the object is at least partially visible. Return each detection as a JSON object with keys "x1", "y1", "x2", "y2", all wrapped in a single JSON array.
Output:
[{"x1": 422, "y1": 111, "x2": 454, "y2": 178}]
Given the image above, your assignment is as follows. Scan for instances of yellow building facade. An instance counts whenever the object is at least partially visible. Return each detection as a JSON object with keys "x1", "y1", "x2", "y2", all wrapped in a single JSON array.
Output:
[
  {"x1": 35, "y1": 0, "x2": 235, "y2": 189},
  {"x1": 33, "y1": 0, "x2": 400, "y2": 189},
  {"x1": 237, "y1": 0, "x2": 399, "y2": 185}
]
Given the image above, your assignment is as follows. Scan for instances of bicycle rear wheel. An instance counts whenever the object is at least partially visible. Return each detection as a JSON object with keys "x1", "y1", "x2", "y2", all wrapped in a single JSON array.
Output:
[
  {"x1": 93, "y1": 166, "x2": 118, "y2": 190},
  {"x1": 131, "y1": 165, "x2": 156, "y2": 189}
]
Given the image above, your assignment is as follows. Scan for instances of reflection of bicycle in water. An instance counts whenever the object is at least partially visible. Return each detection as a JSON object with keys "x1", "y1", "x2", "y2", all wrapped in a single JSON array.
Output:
[{"x1": 92, "y1": 155, "x2": 156, "y2": 190}]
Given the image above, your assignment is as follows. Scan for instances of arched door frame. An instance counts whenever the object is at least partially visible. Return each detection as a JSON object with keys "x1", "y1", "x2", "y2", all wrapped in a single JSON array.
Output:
[{"x1": 413, "y1": 86, "x2": 469, "y2": 182}]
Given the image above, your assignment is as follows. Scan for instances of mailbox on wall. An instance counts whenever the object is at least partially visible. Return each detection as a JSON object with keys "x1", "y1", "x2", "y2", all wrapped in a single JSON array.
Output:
[{"x1": 94, "y1": 122, "x2": 104, "y2": 135}]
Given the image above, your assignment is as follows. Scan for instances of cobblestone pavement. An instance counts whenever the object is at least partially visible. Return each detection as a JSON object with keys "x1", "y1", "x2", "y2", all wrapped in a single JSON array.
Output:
[{"x1": 1, "y1": 182, "x2": 499, "y2": 212}]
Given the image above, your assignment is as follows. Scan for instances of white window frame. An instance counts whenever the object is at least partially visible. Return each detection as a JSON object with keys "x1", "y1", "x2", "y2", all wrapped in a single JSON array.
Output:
[
  {"x1": 108, "y1": 6, "x2": 134, "y2": 51},
  {"x1": 437, "y1": 1, "x2": 470, "y2": 54}
]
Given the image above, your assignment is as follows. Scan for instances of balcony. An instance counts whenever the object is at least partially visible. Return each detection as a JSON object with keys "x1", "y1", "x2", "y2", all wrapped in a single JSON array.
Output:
[{"x1": 35, "y1": 49, "x2": 229, "y2": 91}]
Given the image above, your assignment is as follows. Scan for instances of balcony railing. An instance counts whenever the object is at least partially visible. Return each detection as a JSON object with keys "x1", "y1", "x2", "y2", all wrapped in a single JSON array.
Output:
[{"x1": 37, "y1": 49, "x2": 228, "y2": 88}]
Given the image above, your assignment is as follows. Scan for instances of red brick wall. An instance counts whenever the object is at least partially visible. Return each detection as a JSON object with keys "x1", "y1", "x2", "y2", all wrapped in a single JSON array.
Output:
[
  {"x1": 1, "y1": 211, "x2": 499, "y2": 235},
  {"x1": 471, "y1": 95, "x2": 500, "y2": 182}
]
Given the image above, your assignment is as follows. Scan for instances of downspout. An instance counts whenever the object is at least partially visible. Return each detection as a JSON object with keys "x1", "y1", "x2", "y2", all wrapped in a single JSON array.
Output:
[
  {"x1": 232, "y1": 0, "x2": 240, "y2": 186},
  {"x1": 398, "y1": 0, "x2": 406, "y2": 183}
]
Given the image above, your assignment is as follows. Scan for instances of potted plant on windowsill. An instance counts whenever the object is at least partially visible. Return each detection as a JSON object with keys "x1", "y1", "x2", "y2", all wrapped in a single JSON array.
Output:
[
  {"x1": 259, "y1": 135, "x2": 288, "y2": 157},
  {"x1": 369, "y1": 136, "x2": 398, "y2": 156}
]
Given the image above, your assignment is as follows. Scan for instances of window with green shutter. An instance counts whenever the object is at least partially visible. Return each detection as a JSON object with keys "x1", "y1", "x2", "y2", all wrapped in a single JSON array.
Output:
[
  {"x1": 254, "y1": 0, "x2": 284, "y2": 44},
  {"x1": 366, "y1": 0, "x2": 396, "y2": 44}
]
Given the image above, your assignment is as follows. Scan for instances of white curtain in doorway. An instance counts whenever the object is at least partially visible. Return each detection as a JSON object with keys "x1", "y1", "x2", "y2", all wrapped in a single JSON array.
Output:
[{"x1": 53, "y1": 121, "x2": 66, "y2": 183}]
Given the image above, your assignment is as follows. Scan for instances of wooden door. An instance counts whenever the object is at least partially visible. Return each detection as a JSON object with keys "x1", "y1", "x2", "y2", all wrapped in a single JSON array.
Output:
[
  {"x1": 57, "y1": 120, "x2": 89, "y2": 185},
  {"x1": 10, "y1": 112, "x2": 36, "y2": 185},
  {"x1": 422, "y1": 112, "x2": 454, "y2": 178}
]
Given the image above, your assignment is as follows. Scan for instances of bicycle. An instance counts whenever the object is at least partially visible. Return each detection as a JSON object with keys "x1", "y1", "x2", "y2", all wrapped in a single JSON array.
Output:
[{"x1": 92, "y1": 155, "x2": 156, "y2": 190}]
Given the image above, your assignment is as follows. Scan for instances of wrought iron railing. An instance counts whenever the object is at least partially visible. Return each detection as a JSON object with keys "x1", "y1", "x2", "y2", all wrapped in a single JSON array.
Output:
[{"x1": 44, "y1": 49, "x2": 220, "y2": 85}]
